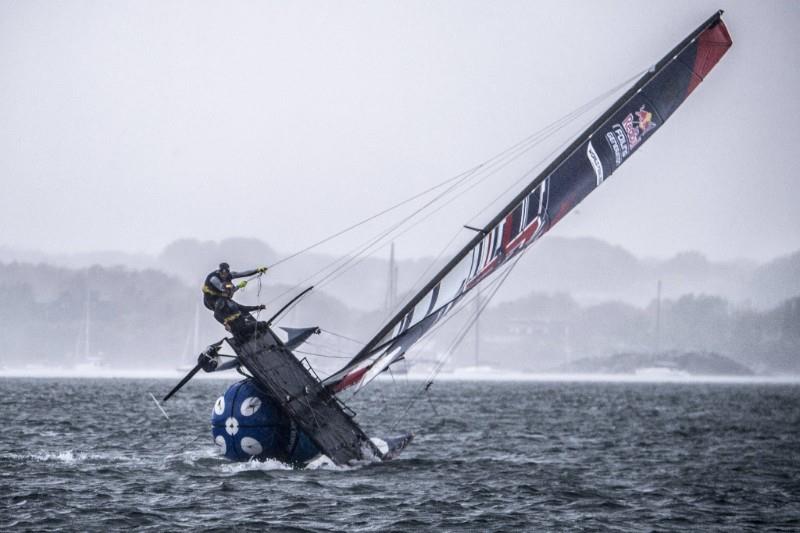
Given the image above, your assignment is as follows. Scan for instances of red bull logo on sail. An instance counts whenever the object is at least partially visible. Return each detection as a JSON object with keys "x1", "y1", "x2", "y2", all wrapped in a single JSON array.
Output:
[
  {"x1": 624, "y1": 105, "x2": 658, "y2": 149},
  {"x1": 635, "y1": 106, "x2": 657, "y2": 135},
  {"x1": 609, "y1": 104, "x2": 658, "y2": 162}
]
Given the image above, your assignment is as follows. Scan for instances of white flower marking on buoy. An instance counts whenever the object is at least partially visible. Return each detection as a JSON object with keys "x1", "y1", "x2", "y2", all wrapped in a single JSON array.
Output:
[
  {"x1": 213, "y1": 396, "x2": 225, "y2": 416},
  {"x1": 240, "y1": 396, "x2": 262, "y2": 417},
  {"x1": 214, "y1": 435, "x2": 227, "y2": 455},
  {"x1": 225, "y1": 417, "x2": 239, "y2": 436},
  {"x1": 240, "y1": 437, "x2": 263, "y2": 457}
]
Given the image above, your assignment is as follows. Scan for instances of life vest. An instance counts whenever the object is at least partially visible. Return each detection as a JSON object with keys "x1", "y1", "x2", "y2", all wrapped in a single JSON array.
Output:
[{"x1": 202, "y1": 271, "x2": 234, "y2": 297}]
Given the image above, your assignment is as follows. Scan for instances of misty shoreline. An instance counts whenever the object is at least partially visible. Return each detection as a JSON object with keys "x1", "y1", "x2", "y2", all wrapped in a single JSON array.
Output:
[
  {"x1": 2, "y1": 368, "x2": 798, "y2": 384},
  {"x1": 2, "y1": 236, "x2": 798, "y2": 378}
]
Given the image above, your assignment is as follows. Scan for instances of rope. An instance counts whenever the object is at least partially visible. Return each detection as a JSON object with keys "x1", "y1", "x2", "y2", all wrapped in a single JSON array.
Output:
[
  {"x1": 304, "y1": 67, "x2": 647, "y2": 298},
  {"x1": 465, "y1": 68, "x2": 647, "y2": 226},
  {"x1": 252, "y1": 273, "x2": 264, "y2": 339},
  {"x1": 320, "y1": 328, "x2": 364, "y2": 345},
  {"x1": 262, "y1": 68, "x2": 645, "y2": 301},
  {"x1": 336, "y1": 259, "x2": 510, "y2": 400},
  {"x1": 264, "y1": 164, "x2": 485, "y2": 306},
  {"x1": 244, "y1": 67, "x2": 646, "y2": 390},
  {"x1": 347, "y1": 253, "x2": 513, "y2": 385},
  {"x1": 293, "y1": 349, "x2": 351, "y2": 360},
  {"x1": 389, "y1": 253, "x2": 524, "y2": 431},
  {"x1": 304, "y1": 340, "x2": 357, "y2": 357},
  {"x1": 266, "y1": 168, "x2": 480, "y2": 270}
]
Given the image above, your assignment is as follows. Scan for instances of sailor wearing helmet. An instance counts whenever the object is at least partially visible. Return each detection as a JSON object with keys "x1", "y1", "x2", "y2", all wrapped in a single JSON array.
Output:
[{"x1": 202, "y1": 262, "x2": 267, "y2": 312}]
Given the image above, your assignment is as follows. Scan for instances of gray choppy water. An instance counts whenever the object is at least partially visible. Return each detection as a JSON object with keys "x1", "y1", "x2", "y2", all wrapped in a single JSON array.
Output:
[{"x1": 1, "y1": 378, "x2": 799, "y2": 531}]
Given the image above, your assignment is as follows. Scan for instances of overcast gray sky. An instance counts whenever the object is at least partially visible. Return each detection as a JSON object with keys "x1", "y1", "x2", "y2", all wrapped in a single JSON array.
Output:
[{"x1": 1, "y1": 0, "x2": 798, "y2": 262}]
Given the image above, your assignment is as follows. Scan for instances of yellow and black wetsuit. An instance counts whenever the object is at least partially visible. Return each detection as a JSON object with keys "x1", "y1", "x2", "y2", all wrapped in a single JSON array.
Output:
[
  {"x1": 202, "y1": 267, "x2": 260, "y2": 310},
  {"x1": 213, "y1": 299, "x2": 264, "y2": 339}
]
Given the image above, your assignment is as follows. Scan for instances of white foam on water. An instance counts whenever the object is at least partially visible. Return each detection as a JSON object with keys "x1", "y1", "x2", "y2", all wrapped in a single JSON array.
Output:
[
  {"x1": 217, "y1": 454, "x2": 370, "y2": 473},
  {"x1": 174, "y1": 446, "x2": 222, "y2": 466},
  {"x1": 9, "y1": 449, "x2": 144, "y2": 466},
  {"x1": 304, "y1": 454, "x2": 353, "y2": 471},
  {"x1": 219, "y1": 457, "x2": 294, "y2": 473},
  {"x1": 31, "y1": 450, "x2": 88, "y2": 464}
]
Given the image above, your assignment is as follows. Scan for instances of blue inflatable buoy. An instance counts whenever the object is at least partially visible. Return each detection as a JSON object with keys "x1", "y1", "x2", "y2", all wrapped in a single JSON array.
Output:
[{"x1": 211, "y1": 379, "x2": 319, "y2": 465}]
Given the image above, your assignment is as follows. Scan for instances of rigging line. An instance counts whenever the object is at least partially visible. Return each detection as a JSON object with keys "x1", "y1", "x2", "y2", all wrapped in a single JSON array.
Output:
[
  {"x1": 268, "y1": 166, "x2": 484, "y2": 270},
  {"x1": 268, "y1": 68, "x2": 643, "y2": 282},
  {"x1": 363, "y1": 254, "x2": 511, "y2": 372},
  {"x1": 364, "y1": 254, "x2": 513, "y2": 408},
  {"x1": 314, "y1": 143, "x2": 525, "y2": 291},
  {"x1": 344, "y1": 263, "x2": 510, "y2": 383},
  {"x1": 466, "y1": 68, "x2": 648, "y2": 226},
  {"x1": 306, "y1": 337, "x2": 358, "y2": 352},
  {"x1": 326, "y1": 67, "x2": 649, "y2": 338},
  {"x1": 314, "y1": 131, "x2": 545, "y2": 293},
  {"x1": 389, "y1": 253, "x2": 524, "y2": 431},
  {"x1": 254, "y1": 273, "x2": 263, "y2": 337},
  {"x1": 367, "y1": 362, "x2": 409, "y2": 421},
  {"x1": 271, "y1": 67, "x2": 647, "y2": 309},
  {"x1": 304, "y1": 340, "x2": 357, "y2": 357},
  {"x1": 313, "y1": 69, "x2": 640, "y2": 296},
  {"x1": 322, "y1": 124, "x2": 554, "y2": 290},
  {"x1": 467, "y1": 126, "x2": 576, "y2": 227},
  {"x1": 289, "y1": 163, "x2": 488, "y2": 294},
  {"x1": 429, "y1": 256, "x2": 522, "y2": 385},
  {"x1": 293, "y1": 349, "x2": 351, "y2": 359},
  {"x1": 315, "y1": 116, "x2": 549, "y2": 294},
  {"x1": 320, "y1": 328, "x2": 364, "y2": 345},
  {"x1": 373, "y1": 104, "x2": 588, "y2": 305},
  {"x1": 266, "y1": 72, "x2": 632, "y2": 272},
  {"x1": 263, "y1": 166, "x2": 484, "y2": 307},
  {"x1": 395, "y1": 262, "x2": 510, "y2": 356},
  {"x1": 313, "y1": 129, "x2": 561, "y2": 293},
  {"x1": 376, "y1": 226, "x2": 467, "y2": 327},
  {"x1": 369, "y1": 288, "x2": 493, "y2": 391}
]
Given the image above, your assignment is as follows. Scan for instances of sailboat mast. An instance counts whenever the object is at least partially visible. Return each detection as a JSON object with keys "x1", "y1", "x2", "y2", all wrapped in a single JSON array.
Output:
[
  {"x1": 474, "y1": 288, "x2": 480, "y2": 366},
  {"x1": 384, "y1": 243, "x2": 398, "y2": 312},
  {"x1": 193, "y1": 303, "x2": 200, "y2": 355},
  {"x1": 655, "y1": 280, "x2": 662, "y2": 353},
  {"x1": 84, "y1": 286, "x2": 90, "y2": 359}
]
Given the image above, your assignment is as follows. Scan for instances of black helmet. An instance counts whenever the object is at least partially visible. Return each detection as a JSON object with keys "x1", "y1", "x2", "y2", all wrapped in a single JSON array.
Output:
[{"x1": 219, "y1": 262, "x2": 230, "y2": 272}]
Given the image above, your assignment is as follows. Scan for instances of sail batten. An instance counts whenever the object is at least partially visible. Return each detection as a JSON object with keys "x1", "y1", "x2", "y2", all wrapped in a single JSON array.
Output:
[{"x1": 324, "y1": 11, "x2": 732, "y2": 393}]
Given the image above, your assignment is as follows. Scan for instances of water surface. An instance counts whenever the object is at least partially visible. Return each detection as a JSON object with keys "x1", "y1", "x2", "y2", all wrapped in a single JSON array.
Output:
[{"x1": 1, "y1": 378, "x2": 798, "y2": 531}]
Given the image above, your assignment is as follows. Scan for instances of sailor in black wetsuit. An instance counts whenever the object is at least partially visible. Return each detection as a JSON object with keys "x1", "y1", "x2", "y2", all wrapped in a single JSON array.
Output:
[
  {"x1": 202, "y1": 262, "x2": 267, "y2": 311},
  {"x1": 213, "y1": 298, "x2": 267, "y2": 340}
]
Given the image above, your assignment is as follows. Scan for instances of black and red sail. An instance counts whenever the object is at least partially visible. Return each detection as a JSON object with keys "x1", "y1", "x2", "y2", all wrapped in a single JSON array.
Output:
[{"x1": 325, "y1": 11, "x2": 733, "y2": 393}]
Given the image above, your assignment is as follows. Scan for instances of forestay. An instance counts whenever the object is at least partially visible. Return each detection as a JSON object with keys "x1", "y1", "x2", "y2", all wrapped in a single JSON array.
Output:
[{"x1": 324, "y1": 11, "x2": 732, "y2": 393}]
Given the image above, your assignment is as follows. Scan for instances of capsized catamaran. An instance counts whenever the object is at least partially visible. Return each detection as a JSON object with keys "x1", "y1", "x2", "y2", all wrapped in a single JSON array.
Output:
[{"x1": 162, "y1": 11, "x2": 732, "y2": 466}]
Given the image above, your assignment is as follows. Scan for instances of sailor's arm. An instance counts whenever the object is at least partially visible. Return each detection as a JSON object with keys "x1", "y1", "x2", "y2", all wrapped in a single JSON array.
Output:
[
  {"x1": 239, "y1": 304, "x2": 266, "y2": 313},
  {"x1": 230, "y1": 266, "x2": 268, "y2": 279}
]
